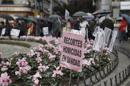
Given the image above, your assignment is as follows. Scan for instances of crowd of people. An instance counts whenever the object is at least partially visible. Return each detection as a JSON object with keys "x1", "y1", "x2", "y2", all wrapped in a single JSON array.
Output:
[{"x1": 0, "y1": 14, "x2": 129, "y2": 43}]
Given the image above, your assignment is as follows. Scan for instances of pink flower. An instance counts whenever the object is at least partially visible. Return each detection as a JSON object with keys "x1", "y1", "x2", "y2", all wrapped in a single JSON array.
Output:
[
  {"x1": 1, "y1": 66, "x2": 8, "y2": 72},
  {"x1": 16, "y1": 58, "x2": 28, "y2": 67},
  {"x1": 0, "y1": 72, "x2": 12, "y2": 86},
  {"x1": 84, "y1": 48, "x2": 92, "y2": 54},
  {"x1": 82, "y1": 58, "x2": 95, "y2": 67},
  {"x1": 55, "y1": 39, "x2": 60, "y2": 45},
  {"x1": 52, "y1": 66, "x2": 63, "y2": 77},
  {"x1": 16, "y1": 58, "x2": 31, "y2": 74},
  {"x1": 36, "y1": 52, "x2": 41, "y2": 58},
  {"x1": 44, "y1": 50, "x2": 49, "y2": 53},
  {"x1": 82, "y1": 59, "x2": 91, "y2": 66},
  {"x1": 19, "y1": 66, "x2": 31, "y2": 74},
  {"x1": 89, "y1": 58, "x2": 95, "y2": 64},
  {"x1": 27, "y1": 50, "x2": 35, "y2": 57},
  {"x1": 55, "y1": 46, "x2": 62, "y2": 54},
  {"x1": 1, "y1": 61, "x2": 11, "y2": 72},
  {"x1": 15, "y1": 71, "x2": 21, "y2": 76},
  {"x1": 48, "y1": 53, "x2": 56, "y2": 61},
  {"x1": 90, "y1": 39, "x2": 94, "y2": 44},
  {"x1": 33, "y1": 72, "x2": 42, "y2": 78},
  {"x1": 86, "y1": 43, "x2": 92, "y2": 49},
  {"x1": 1, "y1": 61, "x2": 11, "y2": 67},
  {"x1": 38, "y1": 64, "x2": 49, "y2": 72},
  {"x1": 32, "y1": 72, "x2": 42, "y2": 86},
  {"x1": 33, "y1": 78, "x2": 39, "y2": 86},
  {"x1": 35, "y1": 57, "x2": 42, "y2": 63},
  {"x1": 34, "y1": 37, "x2": 41, "y2": 40},
  {"x1": 46, "y1": 43, "x2": 54, "y2": 49},
  {"x1": 37, "y1": 45, "x2": 44, "y2": 52},
  {"x1": 102, "y1": 47, "x2": 110, "y2": 54}
]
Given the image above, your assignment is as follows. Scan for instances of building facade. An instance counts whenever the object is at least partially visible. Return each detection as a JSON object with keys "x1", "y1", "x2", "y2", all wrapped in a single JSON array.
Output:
[
  {"x1": 0, "y1": 0, "x2": 33, "y2": 16},
  {"x1": 95, "y1": 0, "x2": 112, "y2": 11},
  {"x1": 112, "y1": 0, "x2": 130, "y2": 18}
]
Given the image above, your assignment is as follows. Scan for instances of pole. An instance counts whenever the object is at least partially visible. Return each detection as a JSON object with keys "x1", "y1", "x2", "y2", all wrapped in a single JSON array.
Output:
[{"x1": 50, "y1": 0, "x2": 53, "y2": 15}]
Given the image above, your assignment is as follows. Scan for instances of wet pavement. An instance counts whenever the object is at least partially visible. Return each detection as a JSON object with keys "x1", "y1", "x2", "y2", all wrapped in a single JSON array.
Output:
[{"x1": 0, "y1": 40, "x2": 41, "y2": 58}]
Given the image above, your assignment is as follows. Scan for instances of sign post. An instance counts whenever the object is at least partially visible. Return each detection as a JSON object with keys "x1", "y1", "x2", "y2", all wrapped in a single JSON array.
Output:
[{"x1": 60, "y1": 32, "x2": 85, "y2": 72}]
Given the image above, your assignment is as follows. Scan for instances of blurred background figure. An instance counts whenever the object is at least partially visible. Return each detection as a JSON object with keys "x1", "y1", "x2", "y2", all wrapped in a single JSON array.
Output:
[
  {"x1": 119, "y1": 17, "x2": 128, "y2": 43},
  {"x1": 0, "y1": 21, "x2": 4, "y2": 36},
  {"x1": 4, "y1": 20, "x2": 12, "y2": 38}
]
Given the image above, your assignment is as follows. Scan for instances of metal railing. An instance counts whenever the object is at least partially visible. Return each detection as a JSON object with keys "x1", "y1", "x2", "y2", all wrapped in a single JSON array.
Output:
[
  {"x1": 69, "y1": 47, "x2": 119, "y2": 86},
  {"x1": 95, "y1": 45, "x2": 130, "y2": 86}
]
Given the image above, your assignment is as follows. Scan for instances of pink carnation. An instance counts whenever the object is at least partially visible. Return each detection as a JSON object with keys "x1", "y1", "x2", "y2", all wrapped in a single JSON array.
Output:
[
  {"x1": 0, "y1": 72, "x2": 12, "y2": 86},
  {"x1": 16, "y1": 58, "x2": 31, "y2": 74},
  {"x1": 1, "y1": 61, "x2": 11, "y2": 72},
  {"x1": 38, "y1": 64, "x2": 49, "y2": 72},
  {"x1": 52, "y1": 66, "x2": 63, "y2": 77},
  {"x1": 48, "y1": 53, "x2": 56, "y2": 61},
  {"x1": 32, "y1": 72, "x2": 42, "y2": 86},
  {"x1": 19, "y1": 66, "x2": 31, "y2": 74},
  {"x1": 35, "y1": 57, "x2": 42, "y2": 63},
  {"x1": 16, "y1": 58, "x2": 28, "y2": 67}
]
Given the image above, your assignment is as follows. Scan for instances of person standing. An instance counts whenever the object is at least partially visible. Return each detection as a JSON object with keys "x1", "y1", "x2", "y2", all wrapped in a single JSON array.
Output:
[
  {"x1": 4, "y1": 20, "x2": 12, "y2": 38},
  {"x1": 0, "y1": 21, "x2": 4, "y2": 36},
  {"x1": 74, "y1": 17, "x2": 81, "y2": 30},
  {"x1": 27, "y1": 22, "x2": 35, "y2": 36},
  {"x1": 119, "y1": 17, "x2": 128, "y2": 42},
  {"x1": 51, "y1": 17, "x2": 62, "y2": 37}
]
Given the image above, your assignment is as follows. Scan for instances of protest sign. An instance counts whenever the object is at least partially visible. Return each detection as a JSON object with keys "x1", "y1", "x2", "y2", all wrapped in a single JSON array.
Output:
[
  {"x1": 109, "y1": 30, "x2": 118, "y2": 52},
  {"x1": 42, "y1": 27, "x2": 49, "y2": 36},
  {"x1": 10, "y1": 29, "x2": 20, "y2": 37},
  {"x1": 93, "y1": 28, "x2": 105, "y2": 51},
  {"x1": 60, "y1": 32, "x2": 84, "y2": 72},
  {"x1": 104, "y1": 27, "x2": 112, "y2": 46},
  {"x1": 1, "y1": 28, "x2": 6, "y2": 36},
  {"x1": 65, "y1": 9, "x2": 70, "y2": 21}
]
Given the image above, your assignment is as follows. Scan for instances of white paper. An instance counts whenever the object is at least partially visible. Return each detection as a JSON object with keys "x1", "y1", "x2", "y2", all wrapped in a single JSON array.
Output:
[
  {"x1": 79, "y1": 21, "x2": 88, "y2": 38},
  {"x1": 93, "y1": 28, "x2": 105, "y2": 51},
  {"x1": 109, "y1": 30, "x2": 118, "y2": 52},
  {"x1": 1, "y1": 28, "x2": 6, "y2": 35},
  {"x1": 10, "y1": 29, "x2": 20, "y2": 37},
  {"x1": 43, "y1": 27, "x2": 49, "y2": 35},
  {"x1": 65, "y1": 9, "x2": 70, "y2": 21},
  {"x1": 71, "y1": 29, "x2": 81, "y2": 35},
  {"x1": 104, "y1": 27, "x2": 112, "y2": 46}
]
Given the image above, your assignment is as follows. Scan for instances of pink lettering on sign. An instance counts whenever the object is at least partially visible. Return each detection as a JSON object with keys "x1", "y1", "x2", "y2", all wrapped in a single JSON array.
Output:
[{"x1": 60, "y1": 32, "x2": 85, "y2": 72}]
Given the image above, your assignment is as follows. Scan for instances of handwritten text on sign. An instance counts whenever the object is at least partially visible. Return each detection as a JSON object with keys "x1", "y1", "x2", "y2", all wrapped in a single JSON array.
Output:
[{"x1": 60, "y1": 32, "x2": 84, "y2": 72}]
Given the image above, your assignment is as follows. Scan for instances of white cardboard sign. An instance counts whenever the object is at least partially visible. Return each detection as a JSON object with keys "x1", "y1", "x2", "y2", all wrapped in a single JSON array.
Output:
[
  {"x1": 10, "y1": 29, "x2": 20, "y2": 37},
  {"x1": 104, "y1": 27, "x2": 112, "y2": 46},
  {"x1": 1, "y1": 28, "x2": 6, "y2": 36},
  {"x1": 109, "y1": 30, "x2": 118, "y2": 52},
  {"x1": 93, "y1": 28, "x2": 105, "y2": 51},
  {"x1": 42, "y1": 27, "x2": 49, "y2": 35}
]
